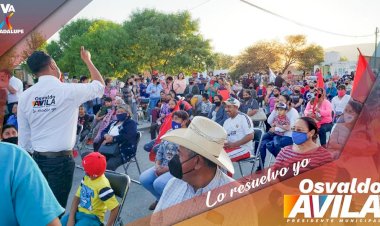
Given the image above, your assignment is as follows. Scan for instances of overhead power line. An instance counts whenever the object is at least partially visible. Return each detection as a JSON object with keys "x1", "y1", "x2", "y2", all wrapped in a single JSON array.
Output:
[
  {"x1": 189, "y1": 0, "x2": 213, "y2": 11},
  {"x1": 240, "y1": 0, "x2": 374, "y2": 38}
]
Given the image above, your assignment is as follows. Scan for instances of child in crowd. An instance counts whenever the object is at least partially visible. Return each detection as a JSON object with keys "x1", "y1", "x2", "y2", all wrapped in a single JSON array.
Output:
[
  {"x1": 200, "y1": 93, "x2": 212, "y2": 117},
  {"x1": 269, "y1": 102, "x2": 290, "y2": 137},
  {"x1": 61, "y1": 152, "x2": 119, "y2": 226},
  {"x1": 78, "y1": 105, "x2": 93, "y2": 142},
  {"x1": 6, "y1": 103, "x2": 18, "y2": 129},
  {"x1": 95, "y1": 97, "x2": 113, "y2": 122}
]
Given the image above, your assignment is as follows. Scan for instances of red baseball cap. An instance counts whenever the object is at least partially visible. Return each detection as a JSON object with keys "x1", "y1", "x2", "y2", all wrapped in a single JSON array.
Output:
[{"x1": 82, "y1": 152, "x2": 106, "y2": 178}]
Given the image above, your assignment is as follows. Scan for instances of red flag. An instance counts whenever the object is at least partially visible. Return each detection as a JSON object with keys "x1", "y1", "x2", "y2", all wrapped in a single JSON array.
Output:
[
  {"x1": 312, "y1": 69, "x2": 324, "y2": 114},
  {"x1": 351, "y1": 51, "x2": 376, "y2": 103},
  {"x1": 149, "y1": 101, "x2": 182, "y2": 161}
]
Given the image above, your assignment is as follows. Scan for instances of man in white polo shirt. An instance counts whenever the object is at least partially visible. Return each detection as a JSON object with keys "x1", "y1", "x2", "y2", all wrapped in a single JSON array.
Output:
[
  {"x1": 18, "y1": 46, "x2": 105, "y2": 208},
  {"x1": 223, "y1": 97, "x2": 254, "y2": 162}
]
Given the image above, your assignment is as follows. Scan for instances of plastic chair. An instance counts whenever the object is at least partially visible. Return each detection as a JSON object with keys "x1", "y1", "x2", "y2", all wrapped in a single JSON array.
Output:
[
  {"x1": 237, "y1": 128, "x2": 265, "y2": 177},
  {"x1": 104, "y1": 170, "x2": 131, "y2": 226},
  {"x1": 122, "y1": 131, "x2": 142, "y2": 184}
]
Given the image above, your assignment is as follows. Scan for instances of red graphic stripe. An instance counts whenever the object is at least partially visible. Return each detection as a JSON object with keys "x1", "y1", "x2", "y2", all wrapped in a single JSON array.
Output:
[
  {"x1": 6, "y1": 12, "x2": 13, "y2": 30},
  {"x1": 309, "y1": 195, "x2": 314, "y2": 218}
]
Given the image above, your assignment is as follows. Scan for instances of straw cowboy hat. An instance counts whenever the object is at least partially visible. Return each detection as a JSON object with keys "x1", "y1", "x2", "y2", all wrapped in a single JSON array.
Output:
[{"x1": 161, "y1": 116, "x2": 234, "y2": 174}]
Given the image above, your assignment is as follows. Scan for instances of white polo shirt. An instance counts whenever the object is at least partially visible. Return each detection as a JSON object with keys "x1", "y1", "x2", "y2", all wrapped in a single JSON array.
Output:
[
  {"x1": 18, "y1": 75, "x2": 104, "y2": 152},
  {"x1": 7, "y1": 76, "x2": 23, "y2": 104},
  {"x1": 331, "y1": 94, "x2": 351, "y2": 114},
  {"x1": 223, "y1": 112, "x2": 253, "y2": 151}
]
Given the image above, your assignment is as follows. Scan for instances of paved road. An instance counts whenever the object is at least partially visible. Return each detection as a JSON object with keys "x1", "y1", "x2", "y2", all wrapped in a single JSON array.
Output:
[{"x1": 66, "y1": 126, "x2": 270, "y2": 225}]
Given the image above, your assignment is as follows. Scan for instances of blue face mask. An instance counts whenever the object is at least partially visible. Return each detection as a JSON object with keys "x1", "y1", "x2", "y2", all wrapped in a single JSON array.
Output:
[
  {"x1": 292, "y1": 131, "x2": 308, "y2": 145},
  {"x1": 116, "y1": 113, "x2": 128, "y2": 121},
  {"x1": 172, "y1": 121, "x2": 182, "y2": 130}
]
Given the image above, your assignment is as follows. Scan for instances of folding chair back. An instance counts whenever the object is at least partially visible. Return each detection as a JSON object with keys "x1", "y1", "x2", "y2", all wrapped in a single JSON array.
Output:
[
  {"x1": 122, "y1": 131, "x2": 142, "y2": 184},
  {"x1": 104, "y1": 170, "x2": 131, "y2": 226}
]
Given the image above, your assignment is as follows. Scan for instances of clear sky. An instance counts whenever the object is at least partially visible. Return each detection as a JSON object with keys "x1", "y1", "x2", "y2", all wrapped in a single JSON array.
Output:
[{"x1": 59, "y1": 0, "x2": 380, "y2": 56}]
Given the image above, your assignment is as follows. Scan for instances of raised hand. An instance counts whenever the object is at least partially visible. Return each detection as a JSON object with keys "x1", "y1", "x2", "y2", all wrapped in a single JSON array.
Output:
[{"x1": 80, "y1": 46, "x2": 91, "y2": 63}]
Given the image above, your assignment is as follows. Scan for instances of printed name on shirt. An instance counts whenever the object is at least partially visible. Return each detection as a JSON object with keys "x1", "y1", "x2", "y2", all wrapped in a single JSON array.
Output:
[{"x1": 32, "y1": 95, "x2": 57, "y2": 113}]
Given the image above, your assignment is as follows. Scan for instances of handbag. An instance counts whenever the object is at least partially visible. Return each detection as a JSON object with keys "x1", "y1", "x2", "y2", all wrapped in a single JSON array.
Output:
[
  {"x1": 99, "y1": 143, "x2": 120, "y2": 156},
  {"x1": 250, "y1": 108, "x2": 267, "y2": 122}
]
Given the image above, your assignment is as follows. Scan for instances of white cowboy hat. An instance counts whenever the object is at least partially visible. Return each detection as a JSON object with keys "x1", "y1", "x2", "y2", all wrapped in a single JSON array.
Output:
[{"x1": 161, "y1": 116, "x2": 234, "y2": 174}]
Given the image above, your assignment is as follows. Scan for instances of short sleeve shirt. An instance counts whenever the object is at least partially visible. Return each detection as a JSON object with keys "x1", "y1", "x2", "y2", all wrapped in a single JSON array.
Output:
[
  {"x1": 76, "y1": 175, "x2": 119, "y2": 222},
  {"x1": 0, "y1": 143, "x2": 64, "y2": 225},
  {"x1": 223, "y1": 113, "x2": 254, "y2": 151}
]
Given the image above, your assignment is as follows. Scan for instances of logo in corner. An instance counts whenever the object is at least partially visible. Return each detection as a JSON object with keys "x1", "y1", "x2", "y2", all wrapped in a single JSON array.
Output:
[{"x1": 0, "y1": 3, "x2": 24, "y2": 34}]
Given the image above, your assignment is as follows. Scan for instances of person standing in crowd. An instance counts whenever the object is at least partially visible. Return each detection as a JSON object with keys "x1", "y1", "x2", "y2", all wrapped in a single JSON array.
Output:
[
  {"x1": 184, "y1": 78, "x2": 200, "y2": 95},
  {"x1": 344, "y1": 80, "x2": 353, "y2": 95},
  {"x1": 223, "y1": 97, "x2": 254, "y2": 162},
  {"x1": 256, "y1": 83, "x2": 266, "y2": 107},
  {"x1": 173, "y1": 72, "x2": 186, "y2": 96},
  {"x1": 1, "y1": 142, "x2": 64, "y2": 226},
  {"x1": 146, "y1": 76, "x2": 163, "y2": 117},
  {"x1": 18, "y1": 47, "x2": 105, "y2": 208},
  {"x1": 304, "y1": 88, "x2": 333, "y2": 148},
  {"x1": 326, "y1": 81, "x2": 338, "y2": 101},
  {"x1": 274, "y1": 72, "x2": 285, "y2": 88},
  {"x1": 2, "y1": 69, "x2": 23, "y2": 114},
  {"x1": 140, "y1": 110, "x2": 189, "y2": 211},
  {"x1": 208, "y1": 94, "x2": 228, "y2": 126},
  {"x1": 205, "y1": 75, "x2": 220, "y2": 100},
  {"x1": 331, "y1": 84, "x2": 351, "y2": 122},
  {"x1": 162, "y1": 76, "x2": 174, "y2": 94},
  {"x1": 197, "y1": 73, "x2": 207, "y2": 94},
  {"x1": 104, "y1": 78, "x2": 117, "y2": 99},
  {"x1": 152, "y1": 117, "x2": 235, "y2": 222},
  {"x1": 122, "y1": 77, "x2": 139, "y2": 122}
]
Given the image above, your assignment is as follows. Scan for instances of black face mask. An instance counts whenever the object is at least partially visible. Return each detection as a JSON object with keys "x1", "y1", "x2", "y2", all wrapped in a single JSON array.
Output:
[
  {"x1": 309, "y1": 86, "x2": 315, "y2": 90},
  {"x1": 189, "y1": 82, "x2": 194, "y2": 85},
  {"x1": 244, "y1": 97, "x2": 251, "y2": 101},
  {"x1": 214, "y1": 101, "x2": 221, "y2": 106},
  {"x1": 294, "y1": 90, "x2": 300, "y2": 94},
  {"x1": 129, "y1": 82, "x2": 133, "y2": 85},
  {"x1": 2, "y1": 137, "x2": 18, "y2": 145},
  {"x1": 273, "y1": 94, "x2": 279, "y2": 97},
  {"x1": 318, "y1": 94, "x2": 322, "y2": 98},
  {"x1": 168, "y1": 154, "x2": 197, "y2": 179}
]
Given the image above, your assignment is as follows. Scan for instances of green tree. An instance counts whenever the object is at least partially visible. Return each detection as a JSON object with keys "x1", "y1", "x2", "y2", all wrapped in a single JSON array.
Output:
[
  {"x1": 280, "y1": 35, "x2": 323, "y2": 73},
  {"x1": 57, "y1": 20, "x2": 130, "y2": 78},
  {"x1": 230, "y1": 41, "x2": 281, "y2": 78},
  {"x1": 297, "y1": 44, "x2": 324, "y2": 72},
  {"x1": 213, "y1": 53, "x2": 234, "y2": 70},
  {"x1": 123, "y1": 9, "x2": 213, "y2": 74}
]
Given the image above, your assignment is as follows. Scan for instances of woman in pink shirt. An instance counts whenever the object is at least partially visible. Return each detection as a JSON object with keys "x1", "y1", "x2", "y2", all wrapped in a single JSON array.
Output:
[
  {"x1": 304, "y1": 88, "x2": 333, "y2": 147},
  {"x1": 173, "y1": 72, "x2": 186, "y2": 96}
]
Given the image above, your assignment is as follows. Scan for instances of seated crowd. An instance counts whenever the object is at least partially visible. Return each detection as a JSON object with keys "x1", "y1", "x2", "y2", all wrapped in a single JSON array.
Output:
[{"x1": 1, "y1": 68, "x2": 361, "y2": 225}]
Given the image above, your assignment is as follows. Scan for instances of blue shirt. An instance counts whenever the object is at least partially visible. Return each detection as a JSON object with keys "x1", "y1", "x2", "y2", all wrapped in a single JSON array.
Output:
[
  {"x1": 6, "y1": 115, "x2": 18, "y2": 129},
  {"x1": 0, "y1": 142, "x2": 64, "y2": 225},
  {"x1": 146, "y1": 83, "x2": 163, "y2": 98}
]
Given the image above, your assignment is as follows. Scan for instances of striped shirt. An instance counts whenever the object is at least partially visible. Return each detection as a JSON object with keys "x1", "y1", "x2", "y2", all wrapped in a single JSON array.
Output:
[{"x1": 273, "y1": 145, "x2": 333, "y2": 173}]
